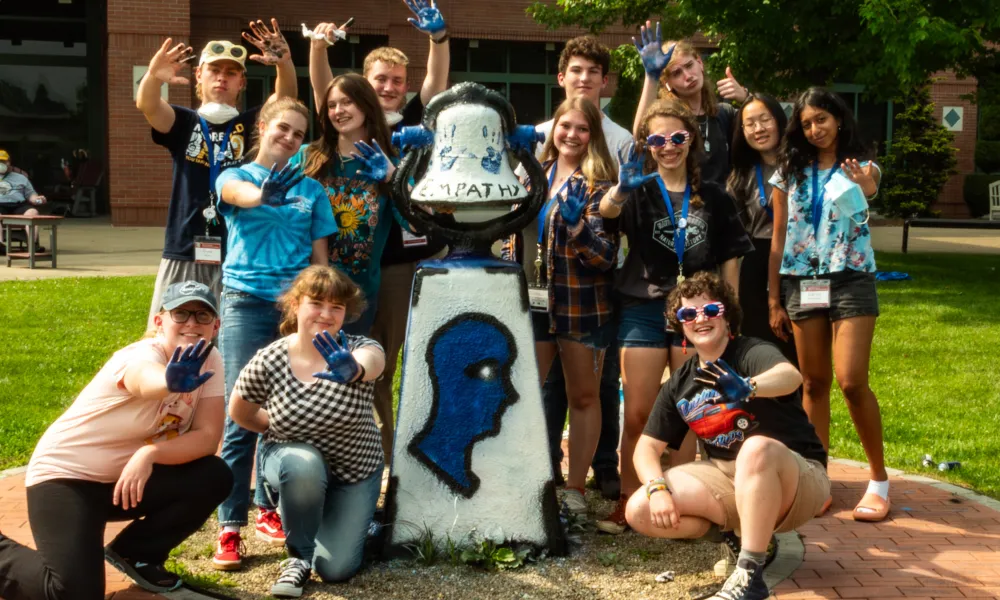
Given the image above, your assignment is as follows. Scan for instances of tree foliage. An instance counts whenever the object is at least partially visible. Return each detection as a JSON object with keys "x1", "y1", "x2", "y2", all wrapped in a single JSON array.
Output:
[
  {"x1": 876, "y1": 84, "x2": 958, "y2": 217},
  {"x1": 528, "y1": 0, "x2": 1000, "y2": 101}
]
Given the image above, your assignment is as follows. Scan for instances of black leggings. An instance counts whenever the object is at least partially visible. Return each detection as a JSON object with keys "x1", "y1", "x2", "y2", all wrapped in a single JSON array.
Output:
[{"x1": 0, "y1": 456, "x2": 232, "y2": 600}]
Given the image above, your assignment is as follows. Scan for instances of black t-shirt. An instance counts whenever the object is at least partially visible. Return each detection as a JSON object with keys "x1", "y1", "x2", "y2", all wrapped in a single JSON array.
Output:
[
  {"x1": 644, "y1": 336, "x2": 827, "y2": 466},
  {"x1": 381, "y1": 93, "x2": 449, "y2": 266},
  {"x1": 614, "y1": 180, "x2": 753, "y2": 301},
  {"x1": 151, "y1": 105, "x2": 259, "y2": 261},
  {"x1": 698, "y1": 103, "x2": 737, "y2": 189}
]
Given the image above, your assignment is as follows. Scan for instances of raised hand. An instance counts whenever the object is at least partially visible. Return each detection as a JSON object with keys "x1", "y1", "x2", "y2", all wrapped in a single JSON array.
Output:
[
  {"x1": 148, "y1": 38, "x2": 194, "y2": 85},
  {"x1": 352, "y1": 140, "x2": 394, "y2": 182},
  {"x1": 243, "y1": 18, "x2": 291, "y2": 65},
  {"x1": 302, "y1": 21, "x2": 349, "y2": 47},
  {"x1": 632, "y1": 21, "x2": 674, "y2": 81},
  {"x1": 617, "y1": 143, "x2": 659, "y2": 193},
  {"x1": 391, "y1": 125, "x2": 435, "y2": 151},
  {"x1": 840, "y1": 159, "x2": 879, "y2": 197},
  {"x1": 312, "y1": 330, "x2": 362, "y2": 383},
  {"x1": 260, "y1": 163, "x2": 305, "y2": 206},
  {"x1": 165, "y1": 339, "x2": 215, "y2": 393},
  {"x1": 716, "y1": 66, "x2": 748, "y2": 103},
  {"x1": 694, "y1": 359, "x2": 754, "y2": 403},
  {"x1": 558, "y1": 178, "x2": 588, "y2": 226},
  {"x1": 507, "y1": 125, "x2": 545, "y2": 154},
  {"x1": 404, "y1": 0, "x2": 447, "y2": 38}
]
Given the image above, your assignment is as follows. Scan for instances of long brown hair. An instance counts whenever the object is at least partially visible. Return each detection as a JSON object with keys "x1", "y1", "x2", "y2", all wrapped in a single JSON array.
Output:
[
  {"x1": 540, "y1": 97, "x2": 617, "y2": 187},
  {"x1": 636, "y1": 99, "x2": 705, "y2": 206},
  {"x1": 249, "y1": 96, "x2": 311, "y2": 159},
  {"x1": 278, "y1": 265, "x2": 367, "y2": 336},
  {"x1": 657, "y1": 41, "x2": 719, "y2": 118},
  {"x1": 302, "y1": 73, "x2": 397, "y2": 183}
]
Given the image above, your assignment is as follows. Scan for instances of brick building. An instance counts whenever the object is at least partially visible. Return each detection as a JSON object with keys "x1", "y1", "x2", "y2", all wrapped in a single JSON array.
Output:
[{"x1": 0, "y1": 0, "x2": 978, "y2": 224}]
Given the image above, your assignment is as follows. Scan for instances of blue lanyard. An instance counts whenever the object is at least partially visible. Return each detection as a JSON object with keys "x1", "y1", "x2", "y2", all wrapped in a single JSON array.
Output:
[
  {"x1": 199, "y1": 116, "x2": 237, "y2": 204},
  {"x1": 654, "y1": 176, "x2": 692, "y2": 269},
  {"x1": 810, "y1": 161, "x2": 838, "y2": 239},
  {"x1": 755, "y1": 164, "x2": 772, "y2": 220},
  {"x1": 537, "y1": 165, "x2": 579, "y2": 246}
]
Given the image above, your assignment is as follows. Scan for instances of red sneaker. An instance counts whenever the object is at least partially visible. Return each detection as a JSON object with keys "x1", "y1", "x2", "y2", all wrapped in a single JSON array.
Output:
[
  {"x1": 255, "y1": 509, "x2": 287, "y2": 545},
  {"x1": 212, "y1": 530, "x2": 244, "y2": 571}
]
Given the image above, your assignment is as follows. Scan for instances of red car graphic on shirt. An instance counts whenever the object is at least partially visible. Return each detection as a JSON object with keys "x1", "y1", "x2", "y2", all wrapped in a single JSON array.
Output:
[{"x1": 685, "y1": 401, "x2": 756, "y2": 440}]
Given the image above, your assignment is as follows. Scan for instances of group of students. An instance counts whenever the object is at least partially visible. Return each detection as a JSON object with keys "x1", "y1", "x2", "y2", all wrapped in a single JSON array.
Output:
[{"x1": 0, "y1": 10, "x2": 891, "y2": 600}]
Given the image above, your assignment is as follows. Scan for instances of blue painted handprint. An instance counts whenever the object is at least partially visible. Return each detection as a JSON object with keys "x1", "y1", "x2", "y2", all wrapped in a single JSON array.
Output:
[
  {"x1": 404, "y1": 0, "x2": 447, "y2": 37},
  {"x1": 694, "y1": 359, "x2": 755, "y2": 404},
  {"x1": 481, "y1": 147, "x2": 502, "y2": 174},
  {"x1": 632, "y1": 21, "x2": 675, "y2": 81},
  {"x1": 260, "y1": 163, "x2": 305, "y2": 206},
  {"x1": 165, "y1": 339, "x2": 215, "y2": 393},
  {"x1": 558, "y1": 178, "x2": 588, "y2": 226},
  {"x1": 351, "y1": 140, "x2": 393, "y2": 182},
  {"x1": 312, "y1": 330, "x2": 362, "y2": 383}
]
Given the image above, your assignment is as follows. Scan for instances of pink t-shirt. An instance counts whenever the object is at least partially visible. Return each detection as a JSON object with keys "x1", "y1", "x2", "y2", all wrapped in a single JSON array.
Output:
[{"x1": 25, "y1": 337, "x2": 224, "y2": 487}]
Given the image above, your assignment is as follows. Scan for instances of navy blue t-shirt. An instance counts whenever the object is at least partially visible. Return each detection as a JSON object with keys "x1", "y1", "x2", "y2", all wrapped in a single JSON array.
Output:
[{"x1": 151, "y1": 105, "x2": 259, "y2": 261}]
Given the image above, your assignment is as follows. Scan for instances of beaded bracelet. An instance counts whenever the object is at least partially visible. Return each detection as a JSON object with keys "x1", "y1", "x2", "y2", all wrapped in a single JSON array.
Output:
[{"x1": 646, "y1": 483, "x2": 668, "y2": 499}]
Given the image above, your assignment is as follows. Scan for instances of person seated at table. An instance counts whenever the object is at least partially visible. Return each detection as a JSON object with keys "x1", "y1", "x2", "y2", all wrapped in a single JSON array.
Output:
[{"x1": 0, "y1": 149, "x2": 48, "y2": 254}]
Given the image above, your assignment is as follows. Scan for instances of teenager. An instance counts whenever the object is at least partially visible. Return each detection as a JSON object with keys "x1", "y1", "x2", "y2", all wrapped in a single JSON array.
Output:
[
  {"x1": 727, "y1": 94, "x2": 797, "y2": 362},
  {"x1": 768, "y1": 87, "x2": 887, "y2": 521},
  {"x1": 0, "y1": 149, "x2": 48, "y2": 253},
  {"x1": 502, "y1": 97, "x2": 618, "y2": 515},
  {"x1": 306, "y1": 1, "x2": 451, "y2": 462},
  {"x1": 631, "y1": 22, "x2": 750, "y2": 187},
  {"x1": 212, "y1": 97, "x2": 339, "y2": 569},
  {"x1": 598, "y1": 100, "x2": 753, "y2": 534},
  {"x1": 625, "y1": 271, "x2": 829, "y2": 600},
  {"x1": 137, "y1": 20, "x2": 297, "y2": 327},
  {"x1": 229, "y1": 265, "x2": 385, "y2": 597},
  {"x1": 0, "y1": 282, "x2": 231, "y2": 600}
]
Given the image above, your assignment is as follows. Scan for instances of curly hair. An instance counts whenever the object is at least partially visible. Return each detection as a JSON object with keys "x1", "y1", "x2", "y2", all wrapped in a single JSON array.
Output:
[
  {"x1": 666, "y1": 271, "x2": 742, "y2": 337},
  {"x1": 636, "y1": 99, "x2": 705, "y2": 206},
  {"x1": 558, "y1": 36, "x2": 610, "y2": 77},
  {"x1": 278, "y1": 266, "x2": 367, "y2": 336}
]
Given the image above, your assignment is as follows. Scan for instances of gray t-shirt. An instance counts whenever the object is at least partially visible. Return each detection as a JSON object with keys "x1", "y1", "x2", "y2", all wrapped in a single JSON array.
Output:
[{"x1": 0, "y1": 172, "x2": 36, "y2": 205}]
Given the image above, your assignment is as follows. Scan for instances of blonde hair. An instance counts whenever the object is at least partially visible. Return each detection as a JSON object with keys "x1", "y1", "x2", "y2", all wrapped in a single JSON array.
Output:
[
  {"x1": 540, "y1": 97, "x2": 617, "y2": 188},
  {"x1": 249, "y1": 97, "x2": 311, "y2": 158},
  {"x1": 636, "y1": 99, "x2": 705, "y2": 207},
  {"x1": 278, "y1": 266, "x2": 367, "y2": 336},
  {"x1": 657, "y1": 40, "x2": 719, "y2": 118},
  {"x1": 363, "y1": 47, "x2": 410, "y2": 76}
]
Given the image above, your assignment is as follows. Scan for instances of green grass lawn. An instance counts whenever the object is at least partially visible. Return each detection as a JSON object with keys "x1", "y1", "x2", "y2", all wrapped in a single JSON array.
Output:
[{"x1": 2, "y1": 254, "x2": 999, "y2": 499}]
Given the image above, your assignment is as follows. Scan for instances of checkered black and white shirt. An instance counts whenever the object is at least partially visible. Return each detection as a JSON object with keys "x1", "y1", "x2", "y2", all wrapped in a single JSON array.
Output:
[{"x1": 235, "y1": 335, "x2": 384, "y2": 483}]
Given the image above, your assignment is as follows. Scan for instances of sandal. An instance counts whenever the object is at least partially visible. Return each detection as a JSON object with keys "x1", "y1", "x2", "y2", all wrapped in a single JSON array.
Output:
[
  {"x1": 815, "y1": 494, "x2": 833, "y2": 517},
  {"x1": 852, "y1": 492, "x2": 890, "y2": 522}
]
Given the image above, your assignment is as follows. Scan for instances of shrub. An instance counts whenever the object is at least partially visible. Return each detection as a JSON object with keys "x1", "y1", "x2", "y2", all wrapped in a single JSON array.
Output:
[
  {"x1": 962, "y1": 173, "x2": 1000, "y2": 217},
  {"x1": 974, "y1": 140, "x2": 1000, "y2": 174}
]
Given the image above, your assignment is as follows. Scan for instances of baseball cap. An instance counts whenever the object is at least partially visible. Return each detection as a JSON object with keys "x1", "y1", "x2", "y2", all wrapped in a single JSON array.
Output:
[
  {"x1": 0, "y1": 150, "x2": 9, "y2": 161},
  {"x1": 160, "y1": 281, "x2": 219, "y2": 315},
  {"x1": 199, "y1": 41, "x2": 248, "y2": 69}
]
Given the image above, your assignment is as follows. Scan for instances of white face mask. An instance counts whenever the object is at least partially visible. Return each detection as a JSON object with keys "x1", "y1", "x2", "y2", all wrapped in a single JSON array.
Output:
[
  {"x1": 198, "y1": 102, "x2": 240, "y2": 125},
  {"x1": 0, "y1": 163, "x2": 7, "y2": 175},
  {"x1": 385, "y1": 111, "x2": 403, "y2": 127}
]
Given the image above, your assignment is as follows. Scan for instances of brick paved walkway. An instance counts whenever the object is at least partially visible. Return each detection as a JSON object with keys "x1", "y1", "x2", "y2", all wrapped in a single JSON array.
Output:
[{"x1": 1, "y1": 460, "x2": 998, "y2": 599}]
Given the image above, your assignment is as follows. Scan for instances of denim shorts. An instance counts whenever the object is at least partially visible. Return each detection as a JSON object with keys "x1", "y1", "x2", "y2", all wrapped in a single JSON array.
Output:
[
  {"x1": 618, "y1": 298, "x2": 685, "y2": 349},
  {"x1": 782, "y1": 269, "x2": 880, "y2": 322},
  {"x1": 531, "y1": 311, "x2": 615, "y2": 350}
]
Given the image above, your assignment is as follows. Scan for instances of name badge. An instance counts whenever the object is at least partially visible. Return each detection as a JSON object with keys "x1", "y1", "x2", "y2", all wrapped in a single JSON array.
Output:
[
  {"x1": 194, "y1": 235, "x2": 222, "y2": 265},
  {"x1": 401, "y1": 228, "x2": 428, "y2": 248},
  {"x1": 527, "y1": 287, "x2": 550, "y2": 312},
  {"x1": 799, "y1": 279, "x2": 831, "y2": 309}
]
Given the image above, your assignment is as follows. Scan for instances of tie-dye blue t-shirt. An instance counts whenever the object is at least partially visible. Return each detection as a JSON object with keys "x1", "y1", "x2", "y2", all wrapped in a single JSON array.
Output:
[{"x1": 215, "y1": 162, "x2": 338, "y2": 301}]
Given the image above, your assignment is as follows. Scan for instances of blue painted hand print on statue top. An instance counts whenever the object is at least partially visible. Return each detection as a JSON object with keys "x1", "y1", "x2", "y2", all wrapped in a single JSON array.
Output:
[{"x1": 408, "y1": 313, "x2": 519, "y2": 497}]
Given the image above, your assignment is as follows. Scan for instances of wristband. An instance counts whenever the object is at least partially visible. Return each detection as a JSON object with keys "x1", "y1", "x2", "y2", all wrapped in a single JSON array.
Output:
[
  {"x1": 645, "y1": 477, "x2": 667, "y2": 498},
  {"x1": 647, "y1": 486, "x2": 668, "y2": 498},
  {"x1": 432, "y1": 33, "x2": 450, "y2": 44},
  {"x1": 354, "y1": 364, "x2": 367, "y2": 383},
  {"x1": 749, "y1": 378, "x2": 758, "y2": 399}
]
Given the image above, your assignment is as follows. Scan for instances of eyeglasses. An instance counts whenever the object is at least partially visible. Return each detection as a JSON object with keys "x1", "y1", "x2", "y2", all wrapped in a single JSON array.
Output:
[
  {"x1": 646, "y1": 131, "x2": 691, "y2": 148},
  {"x1": 208, "y1": 43, "x2": 247, "y2": 59},
  {"x1": 741, "y1": 115, "x2": 775, "y2": 132},
  {"x1": 676, "y1": 302, "x2": 726, "y2": 324},
  {"x1": 169, "y1": 309, "x2": 216, "y2": 325}
]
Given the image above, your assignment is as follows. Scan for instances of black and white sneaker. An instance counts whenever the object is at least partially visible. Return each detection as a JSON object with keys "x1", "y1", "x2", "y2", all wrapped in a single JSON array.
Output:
[
  {"x1": 709, "y1": 557, "x2": 770, "y2": 600},
  {"x1": 714, "y1": 531, "x2": 777, "y2": 577},
  {"x1": 270, "y1": 557, "x2": 311, "y2": 598},
  {"x1": 104, "y1": 546, "x2": 182, "y2": 593}
]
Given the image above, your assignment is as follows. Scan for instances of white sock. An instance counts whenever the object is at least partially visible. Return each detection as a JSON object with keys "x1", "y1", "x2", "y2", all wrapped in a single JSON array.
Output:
[
  {"x1": 866, "y1": 479, "x2": 890, "y2": 500},
  {"x1": 222, "y1": 525, "x2": 240, "y2": 534}
]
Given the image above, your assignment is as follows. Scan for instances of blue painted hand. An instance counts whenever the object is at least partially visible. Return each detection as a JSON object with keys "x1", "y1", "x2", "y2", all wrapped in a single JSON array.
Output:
[
  {"x1": 391, "y1": 125, "x2": 435, "y2": 152},
  {"x1": 260, "y1": 163, "x2": 305, "y2": 206},
  {"x1": 506, "y1": 125, "x2": 545, "y2": 154},
  {"x1": 631, "y1": 21, "x2": 675, "y2": 81},
  {"x1": 404, "y1": 0, "x2": 447, "y2": 37},
  {"x1": 694, "y1": 359, "x2": 755, "y2": 404},
  {"x1": 312, "y1": 330, "x2": 362, "y2": 383},
  {"x1": 352, "y1": 140, "x2": 393, "y2": 183},
  {"x1": 165, "y1": 339, "x2": 215, "y2": 393},
  {"x1": 617, "y1": 143, "x2": 659, "y2": 194},
  {"x1": 558, "y1": 178, "x2": 588, "y2": 226}
]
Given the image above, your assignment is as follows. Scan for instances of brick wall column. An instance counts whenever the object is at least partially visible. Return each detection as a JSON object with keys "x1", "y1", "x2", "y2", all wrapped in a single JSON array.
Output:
[
  {"x1": 929, "y1": 73, "x2": 978, "y2": 218},
  {"x1": 106, "y1": 0, "x2": 191, "y2": 226}
]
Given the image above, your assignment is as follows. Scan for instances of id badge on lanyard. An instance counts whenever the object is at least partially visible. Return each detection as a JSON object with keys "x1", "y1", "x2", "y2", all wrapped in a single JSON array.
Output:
[
  {"x1": 800, "y1": 279, "x2": 831, "y2": 308},
  {"x1": 527, "y1": 287, "x2": 551, "y2": 312},
  {"x1": 197, "y1": 116, "x2": 235, "y2": 264}
]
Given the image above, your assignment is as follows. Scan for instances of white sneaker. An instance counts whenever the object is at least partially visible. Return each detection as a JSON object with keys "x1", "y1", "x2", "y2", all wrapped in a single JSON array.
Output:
[
  {"x1": 270, "y1": 558, "x2": 311, "y2": 598},
  {"x1": 561, "y1": 488, "x2": 588, "y2": 515}
]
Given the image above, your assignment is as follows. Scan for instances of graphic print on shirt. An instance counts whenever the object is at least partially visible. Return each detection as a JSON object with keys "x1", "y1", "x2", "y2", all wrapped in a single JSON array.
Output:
[
  {"x1": 146, "y1": 394, "x2": 195, "y2": 443},
  {"x1": 184, "y1": 122, "x2": 247, "y2": 168},
  {"x1": 321, "y1": 175, "x2": 382, "y2": 275},
  {"x1": 676, "y1": 387, "x2": 757, "y2": 449},
  {"x1": 652, "y1": 213, "x2": 707, "y2": 252}
]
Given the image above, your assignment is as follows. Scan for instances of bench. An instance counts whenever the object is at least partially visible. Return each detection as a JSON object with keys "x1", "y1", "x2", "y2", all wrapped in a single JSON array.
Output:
[
  {"x1": 901, "y1": 218, "x2": 1000, "y2": 253},
  {"x1": 1, "y1": 215, "x2": 64, "y2": 268}
]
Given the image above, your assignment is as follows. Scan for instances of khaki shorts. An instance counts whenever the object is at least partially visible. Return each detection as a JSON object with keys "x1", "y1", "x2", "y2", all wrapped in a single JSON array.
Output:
[{"x1": 669, "y1": 448, "x2": 830, "y2": 534}]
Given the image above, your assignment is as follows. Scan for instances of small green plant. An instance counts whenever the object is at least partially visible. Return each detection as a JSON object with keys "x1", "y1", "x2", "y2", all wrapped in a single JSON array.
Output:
[
  {"x1": 459, "y1": 539, "x2": 531, "y2": 571},
  {"x1": 164, "y1": 556, "x2": 237, "y2": 590},
  {"x1": 597, "y1": 551, "x2": 621, "y2": 567},
  {"x1": 403, "y1": 526, "x2": 439, "y2": 566},
  {"x1": 633, "y1": 548, "x2": 663, "y2": 562}
]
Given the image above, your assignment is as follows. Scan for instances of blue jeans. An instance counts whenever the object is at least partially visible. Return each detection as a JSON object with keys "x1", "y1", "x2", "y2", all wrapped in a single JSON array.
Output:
[
  {"x1": 260, "y1": 442, "x2": 382, "y2": 582},
  {"x1": 217, "y1": 287, "x2": 282, "y2": 526}
]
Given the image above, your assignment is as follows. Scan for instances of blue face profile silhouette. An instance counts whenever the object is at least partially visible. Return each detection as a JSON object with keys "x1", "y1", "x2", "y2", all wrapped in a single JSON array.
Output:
[{"x1": 408, "y1": 313, "x2": 519, "y2": 497}]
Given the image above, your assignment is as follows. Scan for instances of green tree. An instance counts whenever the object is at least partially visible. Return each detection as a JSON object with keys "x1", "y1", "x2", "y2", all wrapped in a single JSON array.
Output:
[
  {"x1": 876, "y1": 84, "x2": 957, "y2": 217},
  {"x1": 528, "y1": 0, "x2": 1000, "y2": 101}
]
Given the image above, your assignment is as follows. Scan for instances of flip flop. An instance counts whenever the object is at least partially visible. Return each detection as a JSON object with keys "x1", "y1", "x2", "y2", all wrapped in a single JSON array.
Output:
[
  {"x1": 852, "y1": 492, "x2": 890, "y2": 522},
  {"x1": 815, "y1": 494, "x2": 833, "y2": 517}
]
